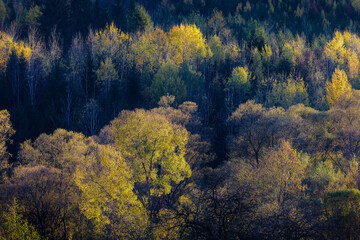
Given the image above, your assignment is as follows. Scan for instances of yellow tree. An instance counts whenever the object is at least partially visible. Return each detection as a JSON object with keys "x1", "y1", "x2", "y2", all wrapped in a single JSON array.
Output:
[
  {"x1": 0, "y1": 32, "x2": 31, "y2": 72},
  {"x1": 261, "y1": 140, "x2": 306, "y2": 207},
  {"x1": 229, "y1": 140, "x2": 307, "y2": 226},
  {"x1": 326, "y1": 68, "x2": 352, "y2": 106},
  {"x1": 74, "y1": 145, "x2": 148, "y2": 239},
  {"x1": 19, "y1": 129, "x2": 93, "y2": 173},
  {"x1": 132, "y1": 28, "x2": 168, "y2": 76},
  {"x1": 348, "y1": 50, "x2": 359, "y2": 79},
  {"x1": 325, "y1": 31, "x2": 360, "y2": 79},
  {"x1": 110, "y1": 109, "x2": 191, "y2": 218},
  {"x1": 267, "y1": 75, "x2": 309, "y2": 109},
  {"x1": 167, "y1": 24, "x2": 212, "y2": 67},
  {"x1": 0, "y1": 110, "x2": 15, "y2": 182},
  {"x1": 90, "y1": 23, "x2": 132, "y2": 81},
  {"x1": 19, "y1": 129, "x2": 148, "y2": 238}
]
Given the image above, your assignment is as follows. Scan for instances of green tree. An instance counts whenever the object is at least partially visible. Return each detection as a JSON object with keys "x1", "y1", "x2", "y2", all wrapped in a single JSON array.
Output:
[
  {"x1": 209, "y1": 35, "x2": 225, "y2": 67},
  {"x1": 4, "y1": 166, "x2": 81, "y2": 239},
  {"x1": 0, "y1": 110, "x2": 15, "y2": 182},
  {"x1": 278, "y1": 42, "x2": 295, "y2": 74},
  {"x1": 0, "y1": 0, "x2": 6, "y2": 28},
  {"x1": 180, "y1": 63, "x2": 204, "y2": 102},
  {"x1": 0, "y1": 199, "x2": 41, "y2": 240},
  {"x1": 129, "y1": 4, "x2": 153, "y2": 33},
  {"x1": 151, "y1": 62, "x2": 186, "y2": 104},
  {"x1": 267, "y1": 75, "x2": 309, "y2": 109},
  {"x1": 90, "y1": 23, "x2": 132, "y2": 81},
  {"x1": 96, "y1": 57, "x2": 118, "y2": 96},
  {"x1": 325, "y1": 189, "x2": 360, "y2": 239},
  {"x1": 23, "y1": 5, "x2": 42, "y2": 29},
  {"x1": 226, "y1": 67, "x2": 251, "y2": 113}
]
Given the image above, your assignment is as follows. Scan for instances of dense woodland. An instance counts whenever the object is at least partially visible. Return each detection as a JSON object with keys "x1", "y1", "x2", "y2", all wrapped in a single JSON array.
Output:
[{"x1": 3, "y1": 0, "x2": 360, "y2": 239}]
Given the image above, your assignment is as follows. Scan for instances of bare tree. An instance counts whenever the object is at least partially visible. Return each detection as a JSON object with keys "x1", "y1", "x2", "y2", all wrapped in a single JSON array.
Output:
[
  {"x1": 83, "y1": 99, "x2": 100, "y2": 136},
  {"x1": 26, "y1": 28, "x2": 44, "y2": 106}
]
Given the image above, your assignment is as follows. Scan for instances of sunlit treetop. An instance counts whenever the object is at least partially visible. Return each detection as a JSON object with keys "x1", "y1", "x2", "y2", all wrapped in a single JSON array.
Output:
[
  {"x1": 132, "y1": 28, "x2": 168, "y2": 74},
  {"x1": 325, "y1": 31, "x2": 360, "y2": 79},
  {"x1": 112, "y1": 108, "x2": 191, "y2": 196},
  {"x1": 326, "y1": 68, "x2": 352, "y2": 107},
  {"x1": 0, "y1": 32, "x2": 31, "y2": 71},
  {"x1": 168, "y1": 24, "x2": 212, "y2": 66},
  {"x1": 91, "y1": 23, "x2": 132, "y2": 67}
]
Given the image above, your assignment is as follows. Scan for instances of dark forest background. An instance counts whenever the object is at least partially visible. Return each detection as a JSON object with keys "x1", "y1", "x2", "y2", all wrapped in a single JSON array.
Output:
[{"x1": 1, "y1": 0, "x2": 360, "y2": 239}]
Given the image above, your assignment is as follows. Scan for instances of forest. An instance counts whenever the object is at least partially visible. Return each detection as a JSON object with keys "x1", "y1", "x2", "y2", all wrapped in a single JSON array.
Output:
[{"x1": 2, "y1": 0, "x2": 360, "y2": 239}]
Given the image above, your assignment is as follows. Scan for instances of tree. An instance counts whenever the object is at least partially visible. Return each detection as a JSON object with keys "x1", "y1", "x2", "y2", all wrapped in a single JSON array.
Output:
[
  {"x1": 129, "y1": 4, "x2": 153, "y2": 33},
  {"x1": 245, "y1": 22, "x2": 269, "y2": 50},
  {"x1": 74, "y1": 145, "x2": 148, "y2": 239},
  {"x1": 325, "y1": 31, "x2": 360, "y2": 79},
  {"x1": 229, "y1": 101, "x2": 298, "y2": 167},
  {"x1": 132, "y1": 28, "x2": 168, "y2": 77},
  {"x1": 68, "y1": 33, "x2": 87, "y2": 100},
  {"x1": 17, "y1": 129, "x2": 141, "y2": 238},
  {"x1": 96, "y1": 57, "x2": 118, "y2": 96},
  {"x1": 26, "y1": 29, "x2": 44, "y2": 106},
  {"x1": 180, "y1": 63, "x2": 204, "y2": 102},
  {"x1": 23, "y1": 5, "x2": 42, "y2": 29},
  {"x1": 0, "y1": 32, "x2": 31, "y2": 73},
  {"x1": 351, "y1": 0, "x2": 360, "y2": 12},
  {"x1": 90, "y1": 23, "x2": 132, "y2": 82},
  {"x1": 167, "y1": 24, "x2": 212, "y2": 68},
  {"x1": 267, "y1": 75, "x2": 309, "y2": 109},
  {"x1": 228, "y1": 140, "x2": 309, "y2": 239},
  {"x1": 209, "y1": 35, "x2": 225, "y2": 67},
  {"x1": 226, "y1": 67, "x2": 251, "y2": 114},
  {"x1": 151, "y1": 62, "x2": 186, "y2": 104},
  {"x1": 0, "y1": 0, "x2": 6, "y2": 29},
  {"x1": 110, "y1": 109, "x2": 191, "y2": 216},
  {"x1": 19, "y1": 129, "x2": 95, "y2": 172},
  {"x1": 278, "y1": 42, "x2": 295, "y2": 74},
  {"x1": 40, "y1": 0, "x2": 71, "y2": 41},
  {"x1": 112, "y1": 0, "x2": 127, "y2": 30},
  {"x1": 260, "y1": 140, "x2": 306, "y2": 207},
  {"x1": 326, "y1": 91, "x2": 360, "y2": 161},
  {"x1": 3, "y1": 166, "x2": 80, "y2": 239},
  {"x1": 82, "y1": 99, "x2": 100, "y2": 136},
  {"x1": 208, "y1": 9, "x2": 226, "y2": 37},
  {"x1": 154, "y1": 165, "x2": 256, "y2": 240},
  {"x1": 6, "y1": 49, "x2": 26, "y2": 107},
  {"x1": 0, "y1": 110, "x2": 15, "y2": 183},
  {"x1": 326, "y1": 68, "x2": 352, "y2": 106},
  {"x1": 324, "y1": 189, "x2": 360, "y2": 239},
  {"x1": 0, "y1": 199, "x2": 41, "y2": 240}
]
